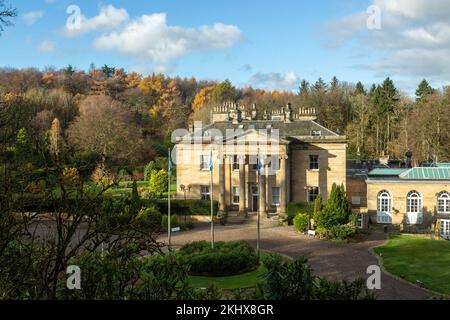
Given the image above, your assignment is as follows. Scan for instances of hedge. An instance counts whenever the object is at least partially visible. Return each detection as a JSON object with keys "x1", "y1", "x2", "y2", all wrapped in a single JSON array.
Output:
[
  {"x1": 178, "y1": 241, "x2": 259, "y2": 276},
  {"x1": 142, "y1": 199, "x2": 219, "y2": 216},
  {"x1": 16, "y1": 194, "x2": 219, "y2": 217}
]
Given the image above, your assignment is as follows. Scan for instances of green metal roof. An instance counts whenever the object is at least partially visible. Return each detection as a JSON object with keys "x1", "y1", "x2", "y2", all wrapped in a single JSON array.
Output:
[
  {"x1": 400, "y1": 167, "x2": 450, "y2": 180},
  {"x1": 420, "y1": 163, "x2": 450, "y2": 168},
  {"x1": 368, "y1": 168, "x2": 409, "y2": 176}
]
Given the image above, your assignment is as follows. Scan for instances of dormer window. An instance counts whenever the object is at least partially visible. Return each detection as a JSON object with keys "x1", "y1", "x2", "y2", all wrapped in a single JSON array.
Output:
[{"x1": 311, "y1": 130, "x2": 322, "y2": 137}]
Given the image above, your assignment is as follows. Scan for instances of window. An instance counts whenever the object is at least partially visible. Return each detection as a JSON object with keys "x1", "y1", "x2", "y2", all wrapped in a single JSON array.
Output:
[
  {"x1": 232, "y1": 187, "x2": 240, "y2": 205},
  {"x1": 233, "y1": 155, "x2": 240, "y2": 171},
  {"x1": 357, "y1": 214, "x2": 364, "y2": 229},
  {"x1": 307, "y1": 187, "x2": 319, "y2": 203},
  {"x1": 407, "y1": 191, "x2": 423, "y2": 225},
  {"x1": 377, "y1": 190, "x2": 392, "y2": 224},
  {"x1": 438, "y1": 191, "x2": 450, "y2": 214},
  {"x1": 272, "y1": 187, "x2": 281, "y2": 206},
  {"x1": 441, "y1": 220, "x2": 450, "y2": 238},
  {"x1": 200, "y1": 155, "x2": 210, "y2": 171},
  {"x1": 309, "y1": 155, "x2": 319, "y2": 170},
  {"x1": 377, "y1": 190, "x2": 391, "y2": 213},
  {"x1": 200, "y1": 186, "x2": 210, "y2": 201},
  {"x1": 407, "y1": 191, "x2": 422, "y2": 214},
  {"x1": 352, "y1": 196, "x2": 361, "y2": 206},
  {"x1": 311, "y1": 130, "x2": 322, "y2": 137}
]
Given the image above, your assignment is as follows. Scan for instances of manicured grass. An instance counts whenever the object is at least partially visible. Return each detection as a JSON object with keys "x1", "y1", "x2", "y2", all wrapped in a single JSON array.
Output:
[
  {"x1": 374, "y1": 234, "x2": 450, "y2": 295},
  {"x1": 189, "y1": 264, "x2": 266, "y2": 290}
]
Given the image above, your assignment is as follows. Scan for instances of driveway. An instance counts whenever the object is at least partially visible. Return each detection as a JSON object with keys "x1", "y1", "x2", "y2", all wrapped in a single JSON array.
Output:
[{"x1": 166, "y1": 224, "x2": 433, "y2": 300}]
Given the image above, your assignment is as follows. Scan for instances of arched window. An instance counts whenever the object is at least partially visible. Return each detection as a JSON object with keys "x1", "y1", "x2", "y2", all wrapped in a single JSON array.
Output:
[
  {"x1": 406, "y1": 191, "x2": 423, "y2": 225},
  {"x1": 407, "y1": 191, "x2": 422, "y2": 214},
  {"x1": 377, "y1": 190, "x2": 391, "y2": 213},
  {"x1": 438, "y1": 191, "x2": 450, "y2": 214}
]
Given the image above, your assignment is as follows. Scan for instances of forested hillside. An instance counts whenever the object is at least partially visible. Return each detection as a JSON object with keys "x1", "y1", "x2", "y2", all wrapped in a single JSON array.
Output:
[{"x1": 0, "y1": 67, "x2": 449, "y2": 167}]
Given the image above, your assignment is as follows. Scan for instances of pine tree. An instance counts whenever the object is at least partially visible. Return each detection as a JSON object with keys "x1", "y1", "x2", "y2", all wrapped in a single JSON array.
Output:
[
  {"x1": 312, "y1": 77, "x2": 328, "y2": 92},
  {"x1": 298, "y1": 80, "x2": 309, "y2": 96},
  {"x1": 15, "y1": 128, "x2": 32, "y2": 162},
  {"x1": 415, "y1": 79, "x2": 436, "y2": 102},
  {"x1": 355, "y1": 82, "x2": 366, "y2": 95}
]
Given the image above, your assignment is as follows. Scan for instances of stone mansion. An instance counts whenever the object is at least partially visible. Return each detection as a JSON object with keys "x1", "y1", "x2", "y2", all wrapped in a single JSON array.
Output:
[
  {"x1": 174, "y1": 102, "x2": 450, "y2": 239},
  {"x1": 175, "y1": 102, "x2": 347, "y2": 217}
]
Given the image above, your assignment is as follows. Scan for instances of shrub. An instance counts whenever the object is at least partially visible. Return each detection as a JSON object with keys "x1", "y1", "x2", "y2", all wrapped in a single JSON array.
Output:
[
  {"x1": 293, "y1": 213, "x2": 309, "y2": 232},
  {"x1": 329, "y1": 224, "x2": 357, "y2": 241},
  {"x1": 162, "y1": 215, "x2": 179, "y2": 230},
  {"x1": 134, "y1": 206, "x2": 162, "y2": 230},
  {"x1": 287, "y1": 202, "x2": 313, "y2": 225},
  {"x1": 314, "y1": 184, "x2": 351, "y2": 229},
  {"x1": 144, "y1": 161, "x2": 158, "y2": 181},
  {"x1": 149, "y1": 169, "x2": 168, "y2": 197},
  {"x1": 178, "y1": 241, "x2": 259, "y2": 276},
  {"x1": 91, "y1": 164, "x2": 115, "y2": 187},
  {"x1": 257, "y1": 254, "x2": 375, "y2": 300},
  {"x1": 61, "y1": 167, "x2": 80, "y2": 187},
  {"x1": 141, "y1": 199, "x2": 219, "y2": 216},
  {"x1": 315, "y1": 227, "x2": 329, "y2": 239}
]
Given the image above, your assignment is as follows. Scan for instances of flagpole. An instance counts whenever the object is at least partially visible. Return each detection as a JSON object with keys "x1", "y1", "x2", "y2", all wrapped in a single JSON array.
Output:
[
  {"x1": 210, "y1": 147, "x2": 215, "y2": 249},
  {"x1": 168, "y1": 148, "x2": 172, "y2": 252},
  {"x1": 257, "y1": 152, "x2": 261, "y2": 259}
]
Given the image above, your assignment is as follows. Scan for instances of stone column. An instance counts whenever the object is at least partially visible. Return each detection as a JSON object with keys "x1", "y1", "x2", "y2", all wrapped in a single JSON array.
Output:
[
  {"x1": 227, "y1": 155, "x2": 233, "y2": 207},
  {"x1": 219, "y1": 155, "x2": 226, "y2": 214},
  {"x1": 279, "y1": 154, "x2": 288, "y2": 217},
  {"x1": 259, "y1": 164, "x2": 267, "y2": 217},
  {"x1": 239, "y1": 155, "x2": 246, "y2": 215}
]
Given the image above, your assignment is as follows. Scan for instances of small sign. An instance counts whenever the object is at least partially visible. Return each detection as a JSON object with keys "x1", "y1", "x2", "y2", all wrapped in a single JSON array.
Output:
[{"x1": 172, "y1": 227, "x2": 181, "y2": 233}]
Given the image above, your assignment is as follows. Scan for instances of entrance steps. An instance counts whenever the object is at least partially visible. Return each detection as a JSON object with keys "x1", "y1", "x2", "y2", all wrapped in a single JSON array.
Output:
[{"x1": 225, "y1": 212, "x2": 280, "y2": 227}]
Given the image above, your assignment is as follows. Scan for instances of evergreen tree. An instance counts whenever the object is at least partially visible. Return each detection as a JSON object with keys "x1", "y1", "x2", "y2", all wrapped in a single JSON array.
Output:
[
  {"x1": 330, "y1": 76, "x2": 339, "y2": 90},
  {"x1": 355, "y1": 82, "x2": 366, "y2": 95},
  {"x1": 15, "y1": 128, "x2": 32, "y2": 162},
  {"x1": 211, "y1": 80, "x2": 236, "y2": 102},
  {"x1": 312, "y1": 77, "x2": 328, "y2": 92},
  {"x1": 415, "y1": 79, "x2": 436, "y2": 102},
  {"x1": 314, "y1": 184, "x2": 351, "y2": 229},
  {"x1": 298, "y1": 80, "x2": 309, "y2": 96}
]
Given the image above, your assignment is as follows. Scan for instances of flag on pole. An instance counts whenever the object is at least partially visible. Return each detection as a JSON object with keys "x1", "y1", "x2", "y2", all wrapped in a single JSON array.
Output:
[
  {"x1": 209, "y1": 149, "x2": 215, "y2": 249},
  {"x1": 168, "y1": 151, "x2": 173, "y2": 175},
  {"x1": 257, "y1": 154, "x2": 263, "y2": 176},
  {"x1": 209, "y1": 150, "x2": 213, "y2": 172},
  {"x1": 168, "y1": 148, "x2": 172, "y2": 252}
]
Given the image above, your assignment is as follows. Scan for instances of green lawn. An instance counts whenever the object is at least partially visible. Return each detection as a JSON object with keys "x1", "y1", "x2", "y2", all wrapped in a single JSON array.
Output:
[
  {"x1": 374, "y1": 234, "x2": 450, "y2": 295},
  {"x1": 189, "y1": 264, "x2": 266, "y2": 290}
]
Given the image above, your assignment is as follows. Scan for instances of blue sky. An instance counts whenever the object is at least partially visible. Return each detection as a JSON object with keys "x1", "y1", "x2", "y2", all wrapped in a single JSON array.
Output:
[{"x1": 1, "y1": 0, "x2": 450, "y2": 95}]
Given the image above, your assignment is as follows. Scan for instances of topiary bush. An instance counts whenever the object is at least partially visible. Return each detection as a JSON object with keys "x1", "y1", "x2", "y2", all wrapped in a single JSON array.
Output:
[
  {"x1": 178, "y1": 241, "x2": 259, "y2": 276},
  {"x1": 293, "y1": 213, "x2": 309, "y2": 232}
]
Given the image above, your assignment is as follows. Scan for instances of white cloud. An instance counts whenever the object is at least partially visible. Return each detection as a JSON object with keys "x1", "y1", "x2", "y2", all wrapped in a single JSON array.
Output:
[
  {"x1": 22, "y1": 11, "x2": 44, "y2": 25},
  {"x1": 63, "y1": 5, "x2": 129, "y2": 36},
  {"x1": 38, "y1": 40, "x2": 56, "y2": 53},
  {"x1": 326, "y1": 0, "x2": 450, "y2": 84},
  {"x1": 249, "y1": 71, "x2": 299, "y2": 91},
  {"x1": 93, "y1": 13, "x2": 242, "y2": 68}
]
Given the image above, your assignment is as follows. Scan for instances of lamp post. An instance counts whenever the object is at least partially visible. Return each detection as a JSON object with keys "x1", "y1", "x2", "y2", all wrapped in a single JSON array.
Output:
[{"x1": 179, "y1": 184, "x2": 192, "y2": 223}]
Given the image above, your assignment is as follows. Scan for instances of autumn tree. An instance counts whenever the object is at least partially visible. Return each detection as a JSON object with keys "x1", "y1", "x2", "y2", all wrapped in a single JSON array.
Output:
[
  {"x1": 49, "y1": 118, "x2": 62, "y2": 160},
  {"x1": 192, "y1": 84, "x2": 217, "y2": 111},
  {"x1": 67, "y1": 95, "x2": 145, "y2": 164}
]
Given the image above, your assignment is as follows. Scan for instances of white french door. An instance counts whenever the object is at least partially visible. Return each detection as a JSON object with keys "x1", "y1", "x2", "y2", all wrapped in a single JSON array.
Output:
[{"x1": 441, "y1": 220, "x2": 450, "y2": 240}]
